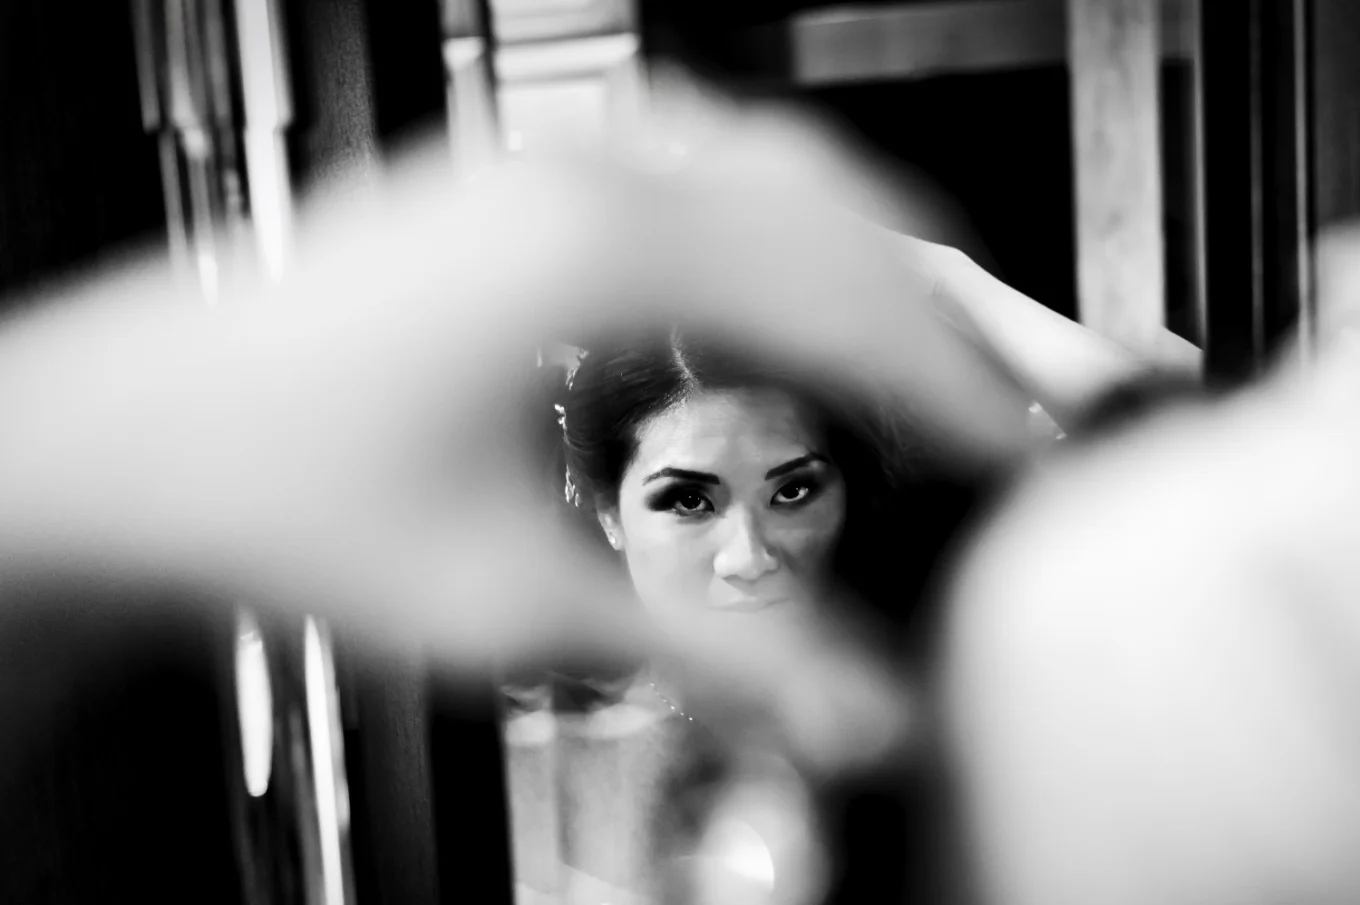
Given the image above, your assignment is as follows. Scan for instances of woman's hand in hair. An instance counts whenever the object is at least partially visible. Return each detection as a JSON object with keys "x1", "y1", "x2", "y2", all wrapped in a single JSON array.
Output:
[
  {"x1": 888, "y1": 234, "x2": 1203, "y2": 429},
  {"x1": 636, "y1": 72, "x2": 1200, "y2": 427}
]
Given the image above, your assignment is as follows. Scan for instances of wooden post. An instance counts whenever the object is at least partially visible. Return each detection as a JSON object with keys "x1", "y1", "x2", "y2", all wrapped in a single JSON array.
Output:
[{"x1": 1067, "y1": 0, "x2": 1167, "y2": 354}]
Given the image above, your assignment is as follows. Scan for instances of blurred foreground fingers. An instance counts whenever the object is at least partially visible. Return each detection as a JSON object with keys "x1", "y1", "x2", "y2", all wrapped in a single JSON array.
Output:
[{"x1": 943, "y1": 236, "x2": 1360, "y2": 905}]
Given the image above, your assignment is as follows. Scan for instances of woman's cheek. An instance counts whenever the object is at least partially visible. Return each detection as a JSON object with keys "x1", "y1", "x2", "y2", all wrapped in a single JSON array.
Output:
[
  {"x1": 798, "y1": 530, "x2": 842, "y2": 579},
  {"x1": 787, "y1": 497, "x2": 848, "y2": 572},
  {"x1": 623, "y1": 527, "x2": 715, "y2": 614}
]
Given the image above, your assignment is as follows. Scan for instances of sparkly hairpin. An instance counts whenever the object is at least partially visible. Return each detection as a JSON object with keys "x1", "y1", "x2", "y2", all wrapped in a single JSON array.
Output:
[
  {"x1": 564, "y1": 346, "x2": 588, "y2": 390},
  {"x1": 558, "y1": 347, "x2": 588, "y2": 507},
  {"x1": 553, "y1": 402, "x2": 580, "y2": 506}
]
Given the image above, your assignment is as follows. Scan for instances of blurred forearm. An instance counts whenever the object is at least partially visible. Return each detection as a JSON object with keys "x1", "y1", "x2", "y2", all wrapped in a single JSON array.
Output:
[
  {"x1": 905, "y1": 237, "x2": 1201, "y2": 428},
  {"x1": 0, "y1": 255, "x2": 263, "y2": 611}
]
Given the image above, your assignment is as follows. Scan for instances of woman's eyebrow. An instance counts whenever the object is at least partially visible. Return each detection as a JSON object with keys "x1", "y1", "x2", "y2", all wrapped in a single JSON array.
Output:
[
  {"x1": 642, "y1": 467, "x2": 721, "y2": 486},
  {"x1": 764, "y1": 453, "x2": 828, "y2": 480}
]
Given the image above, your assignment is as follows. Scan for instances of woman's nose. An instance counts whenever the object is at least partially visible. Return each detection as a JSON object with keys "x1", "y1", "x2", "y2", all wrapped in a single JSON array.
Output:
[{"x1": 713, "y1": 509, "x2": 779, "y2": 582}]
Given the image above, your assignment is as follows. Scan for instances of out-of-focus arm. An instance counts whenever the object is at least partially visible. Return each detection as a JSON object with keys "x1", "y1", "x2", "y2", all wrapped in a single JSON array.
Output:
[
  {"x1": 896, "y1": 235, "x2": 1201, "y2": 429},
  {"x1": 0, "y1": 268, "x2": 223, "y2": 597}
]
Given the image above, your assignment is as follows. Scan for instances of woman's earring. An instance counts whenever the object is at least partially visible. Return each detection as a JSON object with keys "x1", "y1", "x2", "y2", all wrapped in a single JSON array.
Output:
[{"x1": 606, "y1": 532, "x2": 619, "y2": 549}]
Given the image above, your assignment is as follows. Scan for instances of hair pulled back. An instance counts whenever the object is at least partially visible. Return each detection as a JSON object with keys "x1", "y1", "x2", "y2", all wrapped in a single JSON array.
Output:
[{"x1": 550, "y1": 328, "x2": 983, "y2": 642}]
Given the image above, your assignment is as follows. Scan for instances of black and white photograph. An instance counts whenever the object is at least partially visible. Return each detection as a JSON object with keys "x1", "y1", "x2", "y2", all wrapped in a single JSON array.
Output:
[{"x1": 2, "y1": 1, "x2": 1359, "y2": 904}]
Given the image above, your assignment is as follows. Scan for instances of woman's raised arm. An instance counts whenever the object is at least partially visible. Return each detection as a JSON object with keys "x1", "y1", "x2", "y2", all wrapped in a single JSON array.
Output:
[{"x1": 892, "y1": 234, "x2": 1202, "y2": 429}]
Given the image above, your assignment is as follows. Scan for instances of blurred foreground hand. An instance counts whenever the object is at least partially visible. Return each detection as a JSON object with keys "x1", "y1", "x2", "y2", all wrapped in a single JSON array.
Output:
[
  {"x1": 0, "y1": 91, "x2": 1035, "y2": 779},
  {"x1": 945, "y1": 270, "x2": 1360, "y2": 905}
]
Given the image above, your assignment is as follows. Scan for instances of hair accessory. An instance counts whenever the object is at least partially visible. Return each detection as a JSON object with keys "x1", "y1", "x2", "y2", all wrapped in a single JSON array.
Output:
[
  {"x1": 563, "y1": 467, "x2": 580, "y2": 507},
  {"x1": 564, "y1": 346, "x2": 589, "y2": 391},
  {"x1": 553, "y1": 402, "x2": 580, "y2": 506},
  {"x1": 557, "y1": 347, "x2": 589, "y2": 507}
]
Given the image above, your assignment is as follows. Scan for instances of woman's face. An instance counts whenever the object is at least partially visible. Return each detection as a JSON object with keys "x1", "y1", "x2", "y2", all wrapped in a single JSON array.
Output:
[{"x1": 601, "y1": 388, "x2": 847, "y2": 618}]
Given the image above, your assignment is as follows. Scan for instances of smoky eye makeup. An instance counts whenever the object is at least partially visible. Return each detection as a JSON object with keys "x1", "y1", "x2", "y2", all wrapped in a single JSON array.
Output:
[
  {"x1": 645, "y1": 482, "x2": 716, "y2": 516},
  {"x1": 770, "y1": 467, "x2": 831, "y2": 506},
  {"x1": 772, "y1": 476, "x2": 819, "y2": 504}
]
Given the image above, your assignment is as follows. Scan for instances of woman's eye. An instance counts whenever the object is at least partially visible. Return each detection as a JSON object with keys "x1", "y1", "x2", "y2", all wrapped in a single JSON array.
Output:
[
  {"x1": 773, "y1": 481, "x2": 814, "y2": 505},
  {"x1": 672, "y1": 492, "x2": 712, "y2": 515},
  {"x1": 645, "y1": 486, "x2": 715, "y2": 517}
]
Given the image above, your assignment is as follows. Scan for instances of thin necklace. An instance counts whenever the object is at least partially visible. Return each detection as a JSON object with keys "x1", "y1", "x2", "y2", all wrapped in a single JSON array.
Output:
[{"x1": 648, "y1": 681, "x2": 695, "y2": 722}]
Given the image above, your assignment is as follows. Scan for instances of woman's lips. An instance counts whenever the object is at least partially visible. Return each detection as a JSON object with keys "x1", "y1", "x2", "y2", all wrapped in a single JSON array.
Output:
[{"x1": 711, "y1": 597, "x2": 788, "y2": 613}]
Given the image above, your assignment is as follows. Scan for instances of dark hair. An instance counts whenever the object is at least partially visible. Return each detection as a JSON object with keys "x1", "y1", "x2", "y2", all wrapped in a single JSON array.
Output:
[{"x1": 553, "y1": 328, "x2": 988, "y2": 649}]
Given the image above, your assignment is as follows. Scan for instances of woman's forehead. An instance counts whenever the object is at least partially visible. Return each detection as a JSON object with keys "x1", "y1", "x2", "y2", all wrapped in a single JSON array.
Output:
[{"x1": 629, "y1": 389, "x2": 822, "y2": 476}]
